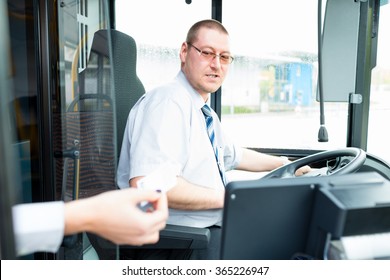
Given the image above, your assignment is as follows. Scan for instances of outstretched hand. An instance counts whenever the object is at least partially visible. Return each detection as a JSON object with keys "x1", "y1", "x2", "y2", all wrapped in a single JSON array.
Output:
[{"x1": 64, "y1": 188, "x2": 168, "y2": 246}]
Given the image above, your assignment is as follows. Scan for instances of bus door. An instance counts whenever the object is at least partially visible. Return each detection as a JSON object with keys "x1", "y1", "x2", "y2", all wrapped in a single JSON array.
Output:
[
  {"x1": 5, "y1": 0, "x2": 119, "y2": 259},
  {"x1": 55, "y1": 0, "x2": 119, "y2": 260}
]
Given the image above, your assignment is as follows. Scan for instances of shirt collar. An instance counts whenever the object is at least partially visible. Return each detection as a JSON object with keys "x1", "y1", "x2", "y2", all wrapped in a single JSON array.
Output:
[{"x1": 176, "y1": 70, "x2": 209, "y2": 110}]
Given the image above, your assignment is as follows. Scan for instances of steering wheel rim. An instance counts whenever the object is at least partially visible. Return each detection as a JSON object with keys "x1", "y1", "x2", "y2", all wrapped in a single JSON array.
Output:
[{"x1": 262, "y1": 147, "x2": 366, "y2": 179}]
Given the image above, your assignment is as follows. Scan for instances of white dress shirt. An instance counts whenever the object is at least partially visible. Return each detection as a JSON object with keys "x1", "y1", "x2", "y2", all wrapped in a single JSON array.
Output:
[
  {"x1": 12, "y1": 201, "x2": 64, "y2": 256},
  {"x1": 117, "y1": 71, "x2": 242, "y2": 228}
]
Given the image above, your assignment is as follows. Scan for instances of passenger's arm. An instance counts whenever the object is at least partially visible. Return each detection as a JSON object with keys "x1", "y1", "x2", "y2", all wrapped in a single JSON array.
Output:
[{"x1": 64, "y1": 188, "x2": 168, "y2": 245}]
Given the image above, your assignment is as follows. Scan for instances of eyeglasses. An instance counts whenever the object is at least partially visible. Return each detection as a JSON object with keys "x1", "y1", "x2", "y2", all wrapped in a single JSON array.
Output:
[{"x1": 187, "y1": 42, "x2": 234, "y2": 64}]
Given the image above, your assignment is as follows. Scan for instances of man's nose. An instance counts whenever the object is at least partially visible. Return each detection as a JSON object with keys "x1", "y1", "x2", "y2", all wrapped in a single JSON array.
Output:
[{"x1": 210, "y1": 55, "x2": 222, "y2": 68}]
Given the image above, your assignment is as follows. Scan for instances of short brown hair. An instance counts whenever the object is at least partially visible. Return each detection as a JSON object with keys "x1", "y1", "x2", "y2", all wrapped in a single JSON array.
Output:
[{"x1": 186, "y1": 19, "x2": 229, "y2": 43}]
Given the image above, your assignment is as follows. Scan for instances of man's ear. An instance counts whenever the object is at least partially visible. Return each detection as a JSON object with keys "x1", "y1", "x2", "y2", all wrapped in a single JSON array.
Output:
[{"x1": 179, "y1": 42, "x2": 188, "y2": 63}]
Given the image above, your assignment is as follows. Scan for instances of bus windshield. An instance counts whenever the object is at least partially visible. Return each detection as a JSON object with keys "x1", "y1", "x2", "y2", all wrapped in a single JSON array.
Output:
[{"x1": 115, "y1": 0, "x2": 390, "y2": 163}]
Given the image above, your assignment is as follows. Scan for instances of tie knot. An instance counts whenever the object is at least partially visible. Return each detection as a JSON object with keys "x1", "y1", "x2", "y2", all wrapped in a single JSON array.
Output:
[{"x1": 201, "y1": 104, "x2": 212, "y2": 117}]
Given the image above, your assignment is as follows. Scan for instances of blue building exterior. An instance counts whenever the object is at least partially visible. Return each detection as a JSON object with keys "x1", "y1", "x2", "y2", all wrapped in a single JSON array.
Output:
[{"x1": 274, "y1": 62, "x2": 313, "y2": 107}]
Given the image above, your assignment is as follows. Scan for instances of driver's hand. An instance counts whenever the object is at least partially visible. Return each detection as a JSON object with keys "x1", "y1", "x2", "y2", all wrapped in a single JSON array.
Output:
[{"x1": 295, "y1": 165, "x2": 312, "y2": 176}]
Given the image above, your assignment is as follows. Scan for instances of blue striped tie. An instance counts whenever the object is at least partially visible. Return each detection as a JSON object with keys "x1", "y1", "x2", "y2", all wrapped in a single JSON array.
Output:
[{"x1": 201, "y1": 104, "x2": 227, "y2": 185}]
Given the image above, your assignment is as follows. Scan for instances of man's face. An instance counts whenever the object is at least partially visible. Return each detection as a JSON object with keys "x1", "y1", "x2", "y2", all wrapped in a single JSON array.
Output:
[{"x1": 180, "y1": 27, "x2": 232, "y2": 101}]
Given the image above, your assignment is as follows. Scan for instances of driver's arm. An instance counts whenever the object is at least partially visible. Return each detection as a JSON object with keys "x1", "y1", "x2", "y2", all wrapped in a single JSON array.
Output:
[
  {"x1": 235, "y1": 148, "x2": 287, "y2": 172},
  {"x1": 235, "y1": 148, "x2": 311, "y2": 176}
]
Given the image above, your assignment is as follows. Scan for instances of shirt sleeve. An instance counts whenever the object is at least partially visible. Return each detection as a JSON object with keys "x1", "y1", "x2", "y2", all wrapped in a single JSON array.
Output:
[
  {"x1": 12, "y1": 201, "x2": 65, "y2": 256},
  {"x1": 130, "y1": 94, "x2": 190, "y2": 178},
  {"x1": 223, "y1": 141, "x2": 243, "y2": 171}
]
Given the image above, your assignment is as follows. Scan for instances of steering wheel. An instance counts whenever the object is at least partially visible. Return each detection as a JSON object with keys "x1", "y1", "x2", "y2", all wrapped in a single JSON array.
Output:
[{"x1": 262, "y1": 147, "x2": 366, "y2": 179}]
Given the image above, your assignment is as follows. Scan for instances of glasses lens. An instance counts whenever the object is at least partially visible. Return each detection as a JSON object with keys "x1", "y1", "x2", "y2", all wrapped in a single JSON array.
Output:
[
  {"x1": 220, "y1": 55, "x2": 233, "y2": 64},
  {"x1": 189, "y1": 43, "x2": 233, "y2": 64}
]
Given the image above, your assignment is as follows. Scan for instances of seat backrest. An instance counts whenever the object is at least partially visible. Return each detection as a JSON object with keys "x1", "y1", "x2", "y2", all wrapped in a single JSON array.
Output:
[
  {"x1": 89, "y1": 29, "x2": 146, "y2": 156},
  {"x1": 57, "y1": 30, "x2": 146, "y2": 200},
  {"x1": 56, "y1": 29, "x2": 147, "y2": 201}
]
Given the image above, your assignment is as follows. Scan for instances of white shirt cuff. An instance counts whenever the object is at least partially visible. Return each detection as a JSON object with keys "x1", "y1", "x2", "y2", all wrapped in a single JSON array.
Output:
[{"x1": 12, "y1": 201, "x2": 65, "y2": 256}]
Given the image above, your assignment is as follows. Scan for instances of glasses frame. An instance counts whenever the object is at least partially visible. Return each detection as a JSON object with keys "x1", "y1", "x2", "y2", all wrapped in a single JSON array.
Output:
[{"x1": 187, "y1": 42, "x2": 234, "y2": 64}]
